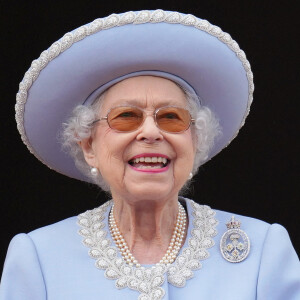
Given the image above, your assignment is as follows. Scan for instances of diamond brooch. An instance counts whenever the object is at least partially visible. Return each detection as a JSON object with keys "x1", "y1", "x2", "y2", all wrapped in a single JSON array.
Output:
[{"x1": 220, "y1": 216, "x2": 250, "y2": 263}]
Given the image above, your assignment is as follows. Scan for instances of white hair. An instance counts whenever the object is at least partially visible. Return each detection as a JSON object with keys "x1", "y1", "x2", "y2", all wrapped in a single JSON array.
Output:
[{"x1": 61, "y1": 87, "x2": 221, "y2": 192}]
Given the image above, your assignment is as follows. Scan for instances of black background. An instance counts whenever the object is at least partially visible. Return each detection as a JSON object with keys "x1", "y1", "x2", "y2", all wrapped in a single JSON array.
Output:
[{"x1": 1, "y1": 0, "x2": 299, "y2": 273}]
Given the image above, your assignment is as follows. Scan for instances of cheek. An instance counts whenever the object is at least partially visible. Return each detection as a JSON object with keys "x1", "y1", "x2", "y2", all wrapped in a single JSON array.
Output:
[
  {"x1": 92, "y1": 131, "x2": 134, "y2": 174},
  {"x1": 172, "y1": 133, "x2": 195, "y2": 171},
  {"x1": 181, "y1": 132, "x2": 195, "y2": 157},
  {"x1": 91, "y1": 130, "x2": 116, "y2": 169}
]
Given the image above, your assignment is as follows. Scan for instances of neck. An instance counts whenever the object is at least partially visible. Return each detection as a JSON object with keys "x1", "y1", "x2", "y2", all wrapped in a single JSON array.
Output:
[{"x1": 112, "y1": 197, "x2": 185, "y2": 264}]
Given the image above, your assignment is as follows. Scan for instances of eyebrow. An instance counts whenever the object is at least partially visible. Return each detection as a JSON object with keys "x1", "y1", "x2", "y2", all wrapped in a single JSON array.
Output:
[{"x1": 114, "y1": 99, "x2": 185, "y2": 108}]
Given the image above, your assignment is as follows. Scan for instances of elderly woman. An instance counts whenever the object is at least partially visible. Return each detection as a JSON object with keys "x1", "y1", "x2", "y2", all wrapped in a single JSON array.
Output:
[{"x1": 1, "y1": 10, "x2": 299, "y2": 300}]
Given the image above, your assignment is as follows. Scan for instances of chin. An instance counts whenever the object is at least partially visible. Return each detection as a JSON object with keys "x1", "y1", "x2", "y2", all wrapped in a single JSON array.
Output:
[{"x1": 122, "y1": 181, "x2": 180, "y2": 203}]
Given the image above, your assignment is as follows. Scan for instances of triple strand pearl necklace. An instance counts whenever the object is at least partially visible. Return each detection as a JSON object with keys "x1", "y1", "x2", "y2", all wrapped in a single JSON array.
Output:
[{"x1": 109, "y1": 202, "x2": 187, "y2": 268}]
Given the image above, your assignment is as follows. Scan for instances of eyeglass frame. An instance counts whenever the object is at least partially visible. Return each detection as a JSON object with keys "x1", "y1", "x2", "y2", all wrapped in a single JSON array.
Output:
[{"x1": 91, "y1": 105, "x2": 195, "y2": 134}]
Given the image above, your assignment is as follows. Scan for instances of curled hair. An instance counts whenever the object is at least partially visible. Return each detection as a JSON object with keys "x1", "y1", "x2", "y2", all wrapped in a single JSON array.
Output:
[
  {"x1": 61, "y1": 87, "x2": 221, "y2": 192},
  {"x1": 184, "y1": 91, "x2": 222, "y2": 175},
  {"x1": 61, "y1": 95, "x2": 110, "y2": 191}
]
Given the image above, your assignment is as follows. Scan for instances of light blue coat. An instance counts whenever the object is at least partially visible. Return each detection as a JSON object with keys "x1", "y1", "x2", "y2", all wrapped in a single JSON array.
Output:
[{"x1": 1, "y1": 198, "x2": 299, "y2": 299}]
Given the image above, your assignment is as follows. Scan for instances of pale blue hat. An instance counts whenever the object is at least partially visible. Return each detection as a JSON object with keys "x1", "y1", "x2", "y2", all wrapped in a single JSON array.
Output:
[{"x1": 15, "y1": 10, "x2": 254, "y2": 182}]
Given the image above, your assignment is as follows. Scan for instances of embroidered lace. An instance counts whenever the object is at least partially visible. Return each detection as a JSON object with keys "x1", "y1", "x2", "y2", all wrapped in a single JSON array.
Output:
[{"x1": 78, "y1": 199, "x2": 218, "y2": 300}]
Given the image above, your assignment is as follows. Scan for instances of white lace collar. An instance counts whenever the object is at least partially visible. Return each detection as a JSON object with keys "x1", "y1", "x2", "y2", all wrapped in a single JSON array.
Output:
[{"x1": 78, "y1": 198, "x2": 218, "y2": 300}]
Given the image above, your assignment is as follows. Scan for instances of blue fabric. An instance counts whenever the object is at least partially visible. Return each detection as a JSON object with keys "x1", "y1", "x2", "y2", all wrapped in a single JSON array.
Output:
[{"x1": 1, "y1": 199, "x2": 299, "y2": 299}]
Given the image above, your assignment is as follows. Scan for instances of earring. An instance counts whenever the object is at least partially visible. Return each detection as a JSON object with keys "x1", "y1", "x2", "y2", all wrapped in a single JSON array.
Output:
[
  {"x1": 90, "y1": 167, "x2": 99, "y2": 176},
  {"x1": 188, "y1": 172, "x2": 193, "y2": 180}
]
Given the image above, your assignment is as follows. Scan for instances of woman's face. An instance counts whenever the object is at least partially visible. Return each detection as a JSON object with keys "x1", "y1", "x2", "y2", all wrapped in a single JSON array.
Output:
[{"x1": 83, "y1": 76, "x2": 195, "y2": 204}]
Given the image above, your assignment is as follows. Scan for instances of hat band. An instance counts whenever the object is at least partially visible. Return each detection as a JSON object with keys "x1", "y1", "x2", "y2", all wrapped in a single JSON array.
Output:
[{"x1": 83, "y1": 70, "x2": 200, "y2": 107}]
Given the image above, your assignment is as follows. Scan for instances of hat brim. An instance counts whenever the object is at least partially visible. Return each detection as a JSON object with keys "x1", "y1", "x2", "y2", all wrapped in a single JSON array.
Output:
[{"x1": 16, "y1": 10, "x2": 254, "y2": 183}]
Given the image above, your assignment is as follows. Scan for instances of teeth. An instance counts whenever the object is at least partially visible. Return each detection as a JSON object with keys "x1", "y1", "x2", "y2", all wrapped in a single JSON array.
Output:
[
  {"x1": 132, "y1": 156, "x2": 168, "y2": 164},
  {"x1": 137, "y1": 165, "x2": 161, "y2": 169}
]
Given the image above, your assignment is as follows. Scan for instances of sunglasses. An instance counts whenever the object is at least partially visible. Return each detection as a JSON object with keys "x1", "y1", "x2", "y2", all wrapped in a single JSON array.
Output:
[{"x1": 92, "y1": 105, "x2": 195, "y2": 133}]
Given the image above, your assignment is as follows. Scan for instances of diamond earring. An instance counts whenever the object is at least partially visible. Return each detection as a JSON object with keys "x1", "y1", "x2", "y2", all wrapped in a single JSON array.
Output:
[{"x1": 188, "y1": 172, "x2": 193, "y2": 180}]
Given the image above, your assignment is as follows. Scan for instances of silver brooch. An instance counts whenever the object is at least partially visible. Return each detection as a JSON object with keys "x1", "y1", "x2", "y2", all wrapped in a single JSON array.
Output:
[{"x1": 220, "y1": 216, "x2": 250, "y2": 263}]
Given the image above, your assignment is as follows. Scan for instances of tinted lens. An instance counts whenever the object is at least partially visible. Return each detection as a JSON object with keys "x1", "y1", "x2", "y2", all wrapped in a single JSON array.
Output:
[
  {"x1": 107, "y1": 106, "x2": 144, "y2": 132},
  {"x1": 156, "y1": 107, "x2": 191, "y2": 133}
]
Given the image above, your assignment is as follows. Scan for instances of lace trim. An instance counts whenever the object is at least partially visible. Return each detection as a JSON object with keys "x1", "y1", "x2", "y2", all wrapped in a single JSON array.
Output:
[
  {"x1": 15, "y1": 9, "x2": 254, "y2": 171},
  {"x1": 77, "y1": 199, "x2": 218, "y2": 300}
]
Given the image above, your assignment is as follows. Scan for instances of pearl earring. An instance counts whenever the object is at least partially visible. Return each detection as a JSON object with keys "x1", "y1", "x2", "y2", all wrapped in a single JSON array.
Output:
[
  {"x1": 90, "y1": 167, "x2": 99, "y2": 176},
  {"x1": 188, "y1": 172, "x2": 193, "y2": 180}
]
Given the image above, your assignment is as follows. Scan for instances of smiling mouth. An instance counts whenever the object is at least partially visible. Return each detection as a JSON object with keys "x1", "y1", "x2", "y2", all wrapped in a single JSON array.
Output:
[{"x1": 128, "y1": 156, "x2": 170, "y2": 169}]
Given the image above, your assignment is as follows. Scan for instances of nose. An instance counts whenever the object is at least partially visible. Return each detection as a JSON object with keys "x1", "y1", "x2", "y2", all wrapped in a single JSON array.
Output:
[{"x1": 136, "y1": 115, "x2": 163, "y2": 143}]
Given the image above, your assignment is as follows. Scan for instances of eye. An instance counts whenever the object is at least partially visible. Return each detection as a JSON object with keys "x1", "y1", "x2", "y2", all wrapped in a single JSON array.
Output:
[
  {"x1": 118, "y1": 111, "x2": 139, "y2": 118},
  {"x1": 157, "y1": 108, "x2": 183, "y2": 121},
  {"x1": 161, "y1": 112, "x2": 180, "y2": 120},
  {"x1": 109, "y1": 107, "x2": 143, "y2": 120}
]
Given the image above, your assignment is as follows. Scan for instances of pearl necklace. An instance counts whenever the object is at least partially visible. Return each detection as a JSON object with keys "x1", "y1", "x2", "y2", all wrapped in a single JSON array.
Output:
[{"x1": 109, "y1": 202, "x2": 187, "y2": 268}]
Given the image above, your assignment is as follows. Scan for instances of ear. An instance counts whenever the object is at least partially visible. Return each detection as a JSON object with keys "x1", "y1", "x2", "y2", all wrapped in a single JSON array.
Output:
[{"x1": 78, "y1": 138, "x2": 97, "y2": 167}]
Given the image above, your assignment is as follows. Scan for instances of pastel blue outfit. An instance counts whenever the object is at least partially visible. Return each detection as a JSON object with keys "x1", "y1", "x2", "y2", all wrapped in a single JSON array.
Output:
[{"x1": 1, "y1": 198, "x2": 299, "y2": 300}]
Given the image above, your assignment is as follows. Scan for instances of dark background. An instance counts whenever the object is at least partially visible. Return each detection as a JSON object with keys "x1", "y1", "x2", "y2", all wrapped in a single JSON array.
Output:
[{"x1": 1, "y1": 0, "x2": 299, "y2": 273}]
